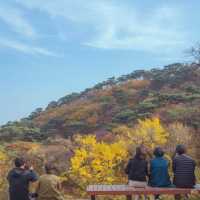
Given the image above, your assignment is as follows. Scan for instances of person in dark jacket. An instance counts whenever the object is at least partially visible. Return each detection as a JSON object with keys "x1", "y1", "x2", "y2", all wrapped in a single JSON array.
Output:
[
  {"x1": 173, "y1": 145, "x2": 196, "y2": 200},
  {"x1": 149, "y1": 147, "x2": 171, "y2": 200},
  {"x1": 125, "y1": 146, "x2": 148, "y2": 187},
  {"x1": 7, "y1": 157, "x2": 38, "y2": 200},
  {"x1": 125, "y1": 146, "x2": 148, "y2": 200}
]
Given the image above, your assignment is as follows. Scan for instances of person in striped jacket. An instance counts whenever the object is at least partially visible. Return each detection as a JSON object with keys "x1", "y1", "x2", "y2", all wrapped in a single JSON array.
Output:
[{"x1": 173, "y1": 144, "x2": 196, "y2": 200}]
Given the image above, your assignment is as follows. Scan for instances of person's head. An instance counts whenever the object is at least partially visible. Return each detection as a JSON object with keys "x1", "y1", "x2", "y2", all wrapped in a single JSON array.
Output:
[
  {"x1": 14, "y1": 157, "x2": 26, "y2": 168},
  {"x1": 153, "y1": 147, "x2": 164, "y2": 157},
  {"x1": 135, "y1": 146, "x2": 146, "y2": 159},
  {"x1": 176, "y1": 144, "x2": 186, "y2": 155},
  {"x1": 44, "y1": 162, "x2": 56, "y2": 174}
]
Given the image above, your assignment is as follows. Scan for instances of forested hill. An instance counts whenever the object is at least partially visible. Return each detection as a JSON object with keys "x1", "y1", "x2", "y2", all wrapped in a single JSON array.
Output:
[{"x1": 1, "y1": 63, "x2": 200, "y2": 141}]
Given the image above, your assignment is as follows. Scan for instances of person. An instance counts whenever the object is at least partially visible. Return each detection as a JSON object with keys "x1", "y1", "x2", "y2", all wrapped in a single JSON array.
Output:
[
  {"x1": 36, "y1": 162, "x2": 64, "y2": 200},
  {"x1": 149, "y1": 147, "x2": 172, "y2": 200},
  {"x1": 7, "y1": 157, "x2": 38, "y2": 200},
  {"x1": 173, "y1": 144, "x2": 196, "y2": 200},
  {"x1": 125, "y1": 146, "x2": 148, "y2": 200}
]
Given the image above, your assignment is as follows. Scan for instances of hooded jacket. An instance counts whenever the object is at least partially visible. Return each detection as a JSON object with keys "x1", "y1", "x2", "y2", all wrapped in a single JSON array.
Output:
[{"x1": 7, "y1": 168, "x2": 38, "y2": 200}]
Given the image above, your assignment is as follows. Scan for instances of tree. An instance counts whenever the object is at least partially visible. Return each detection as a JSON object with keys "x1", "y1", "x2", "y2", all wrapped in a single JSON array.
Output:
[
  {"x1": 166, "y1": 122, "x2": 193, "y2": 154},
  {"x1": 187, "y1": 43, "x2": 200, "y2": 63},
  {"x1": 113, "y1": 118, "x2": 169, "y2": 150},
  {"x1": 68, "y1": 135, "x2": 127, "y2": 193}
]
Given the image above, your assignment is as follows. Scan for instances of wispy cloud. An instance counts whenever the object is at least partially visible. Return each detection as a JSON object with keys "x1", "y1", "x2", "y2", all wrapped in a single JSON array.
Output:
[
  {"x1": 83, "y1": 3, "x2": 186, "y2": 53},
  {"x1": 0, "y1": 38, "x2": 59, "y2": 57},
  {"x1": 15, "y1": 0, "x2": 188, "y2": 55},
  {"x1": 0, "y1": 3, "x2": 37, "y2": 38}
]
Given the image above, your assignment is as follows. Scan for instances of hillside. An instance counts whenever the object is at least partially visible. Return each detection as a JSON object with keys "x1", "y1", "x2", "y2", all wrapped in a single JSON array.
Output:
[{"x1": 1, "y1": 63, "x2": 200, "y2": 141}]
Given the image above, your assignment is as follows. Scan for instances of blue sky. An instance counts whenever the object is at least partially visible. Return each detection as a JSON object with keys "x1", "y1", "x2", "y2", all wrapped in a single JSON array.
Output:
[{"x1": 0, "y1": 0, "x2": 200, "y2": 125}]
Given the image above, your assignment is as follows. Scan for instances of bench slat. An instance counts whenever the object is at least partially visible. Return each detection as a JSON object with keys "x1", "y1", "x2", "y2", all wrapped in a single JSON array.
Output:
[{"x1": 87, "y1": 185, "x2": 196, "y2": 195}]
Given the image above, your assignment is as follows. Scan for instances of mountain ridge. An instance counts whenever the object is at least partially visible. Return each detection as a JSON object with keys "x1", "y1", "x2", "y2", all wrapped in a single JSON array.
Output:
[{"x1": 1, "y1": 62, "x2": 200, "y2": 141}]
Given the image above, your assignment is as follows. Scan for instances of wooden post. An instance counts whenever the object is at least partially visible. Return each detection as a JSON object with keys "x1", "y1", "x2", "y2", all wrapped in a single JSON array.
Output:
[
  {"x1": 126, "y1": 195, "x2": 132, "y2": 200},
  {"x1": 91, "y1": 195, "x2": 96, "y2": 200}
]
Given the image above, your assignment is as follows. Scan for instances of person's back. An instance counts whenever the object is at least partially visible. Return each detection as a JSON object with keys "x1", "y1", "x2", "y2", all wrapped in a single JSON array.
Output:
[
  {"x1": 173, "y1": 154, "x2": 196, "y2": 188},
  {"x1": 149, "y1": 157, "x2": 171, "y2": 187},
  {"x1": 125, "y1": 157, "x2": 148, "y2": 182},
  {"x1": 125, "y1": 146, "x2": 148, "y2": 188},
  {"x1": 36, "y1": 163, "x2": 64, "y2": 200},
  {"x1": 149, "y1": 147, "x2": 171, "y2": 187},
  {"x1": 7, "y1": 158, "x2": 38, "y2": 200}
]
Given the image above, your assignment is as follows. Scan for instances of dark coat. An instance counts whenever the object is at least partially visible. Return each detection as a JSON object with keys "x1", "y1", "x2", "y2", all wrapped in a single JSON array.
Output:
[
  {"x1": 125, "y1": 157, "x2": 148, "y2": 182},
  {"x1": 7, "y1": 168, "x2": 38, "y2": 200},
  {"x1": 173, "y1": 154, "x2": 196, "y2": 188}
]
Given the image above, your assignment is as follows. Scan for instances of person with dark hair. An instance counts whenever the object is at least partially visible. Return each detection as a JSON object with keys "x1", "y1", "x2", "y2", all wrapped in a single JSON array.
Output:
[
  {"x1": 149, "y1": 147, "x2": 171, "y2": 200},
  {"x1": 36, "y1": 162, "x2": 64, "y2": 200},
  {"x1": 173, "y1": 145, "x2": 196, "y2": 200},
  {"x1": 7, "y1": 157, "x2": 38, "y2": 200},
  {"x1": 125, "y1": 146, "x2": 148, "y2": 200}
]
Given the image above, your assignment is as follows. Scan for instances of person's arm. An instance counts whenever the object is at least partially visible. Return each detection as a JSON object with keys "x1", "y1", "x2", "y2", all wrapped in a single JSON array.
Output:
[
  {"x1": 35, "y1": 180, "x2": 40, "y2": 195},
  {"x1": 193, "y1": 160, "x2": 196, "y2": 184},
  {"x1": 125, "y1": 159, "x2": 131, "y2": 174},
  {"x1": 27, "y1": 167, "x2": 38, "y2": 182},
  {"x1": 148, "y1": 160, "x2": 151, "y2": 178},
  {"x1": 172, "y1": 158, "x2": 176, "y2": 173},
  {"x1": 7, "y1": 170, "x2": 12, "y2": 182},
  {"x1": 57, "y1": 178, "x2": 62, "y2": 191}
]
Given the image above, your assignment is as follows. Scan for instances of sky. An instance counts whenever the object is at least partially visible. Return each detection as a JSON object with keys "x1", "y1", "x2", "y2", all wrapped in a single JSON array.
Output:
[{"x1": 0, "y1": 0, "x2": 200, "y2": 125}]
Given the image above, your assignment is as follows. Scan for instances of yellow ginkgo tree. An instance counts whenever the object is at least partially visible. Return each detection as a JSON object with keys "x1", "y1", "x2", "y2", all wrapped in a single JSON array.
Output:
[
  {"x1": 113, "y1": 117, "x2": 169, "y2": 150},
  {"x1": 134, "y1": 118, "x2": 169, "y2": 149},
  {"x1": 68, "y1": 135, "x2": 128, "y2": 192}
]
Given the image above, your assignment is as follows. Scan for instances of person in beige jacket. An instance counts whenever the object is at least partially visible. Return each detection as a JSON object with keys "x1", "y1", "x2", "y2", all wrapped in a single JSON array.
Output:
[{"x1": 36, "y1": 163, "x2": 64, "y2": 200}]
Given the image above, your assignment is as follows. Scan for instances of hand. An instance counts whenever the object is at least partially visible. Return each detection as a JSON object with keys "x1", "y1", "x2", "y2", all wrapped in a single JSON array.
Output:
[{"x1": 29, "y1": 166, "x2": 34, "y2": 171}]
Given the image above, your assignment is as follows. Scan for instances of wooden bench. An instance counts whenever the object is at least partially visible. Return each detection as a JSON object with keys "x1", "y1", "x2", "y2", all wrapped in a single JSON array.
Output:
[{"x1": 87, "y1": 184, "x2": 199, "y2": 200}]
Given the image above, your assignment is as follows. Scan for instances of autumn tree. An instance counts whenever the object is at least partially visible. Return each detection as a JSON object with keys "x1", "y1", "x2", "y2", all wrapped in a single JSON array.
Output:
[
  {"x1": 166, "y1": 123, "x2": 193, "y2": 153},
  {"x1": 68, "y1": 135, "x2": 127, "y2": 194},
  {"x1": 113, "y1": 118, "x2": 169, "y2": 150}
]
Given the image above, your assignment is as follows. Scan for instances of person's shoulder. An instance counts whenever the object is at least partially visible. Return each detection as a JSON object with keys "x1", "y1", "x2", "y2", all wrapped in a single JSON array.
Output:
[
  {"x1": 183, "y1": 154, "x2": 195, "y2": 161},
  {"x1": 49, "y1": 174, "x2": 60, "y2": 182},
  {"x1": 128, "y1": 158, "x2": 135, "y2": 163},
  {"x1": 8, "y1": 168, "x2": 15, "y2": 173},
  {"x1": 150, "y1": 157, "x2": 157, "y2": 162},
  {"x1": 7, "y1": 168, "x2": 15, "y2": 176},
  {"x1": 173, "y1": 154, "x2": 181, "y2": 160},
  {"x1": 39, "y1": 174, "x2": 46, "y2": 179}
]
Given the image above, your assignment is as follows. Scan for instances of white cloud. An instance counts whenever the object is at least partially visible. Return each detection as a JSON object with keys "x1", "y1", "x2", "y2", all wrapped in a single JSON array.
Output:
[
  {"x1": 15, "y1": 0, "x2": 188, "y2": 54},
  {"x1": 0, "y1": 3, "x2": 37, "y2": 38},
  {"x1": 0, "y1": 38, "x2": 58, "y2": 56}
]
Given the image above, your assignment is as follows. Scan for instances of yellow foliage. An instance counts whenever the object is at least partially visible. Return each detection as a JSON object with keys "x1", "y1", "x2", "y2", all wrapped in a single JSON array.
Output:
[
  {"x1": 0, "y1": 151, "x2": 7, "y2": 162},
  {"x1": 113, "y1": 118, "x2": 169, "y2": 150},
  {"x1": 134, "y1": 118, "x2": 168, "y2": 148},
  {"x1": 0, "y1": 148, "x2": 9, "y2": 191},
  {"x1": 167, "y1": 122, "x2": 193, "y2": 153},
  {"x1": 69, "y1": 135, "x2": 128, "y2": 191}
]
